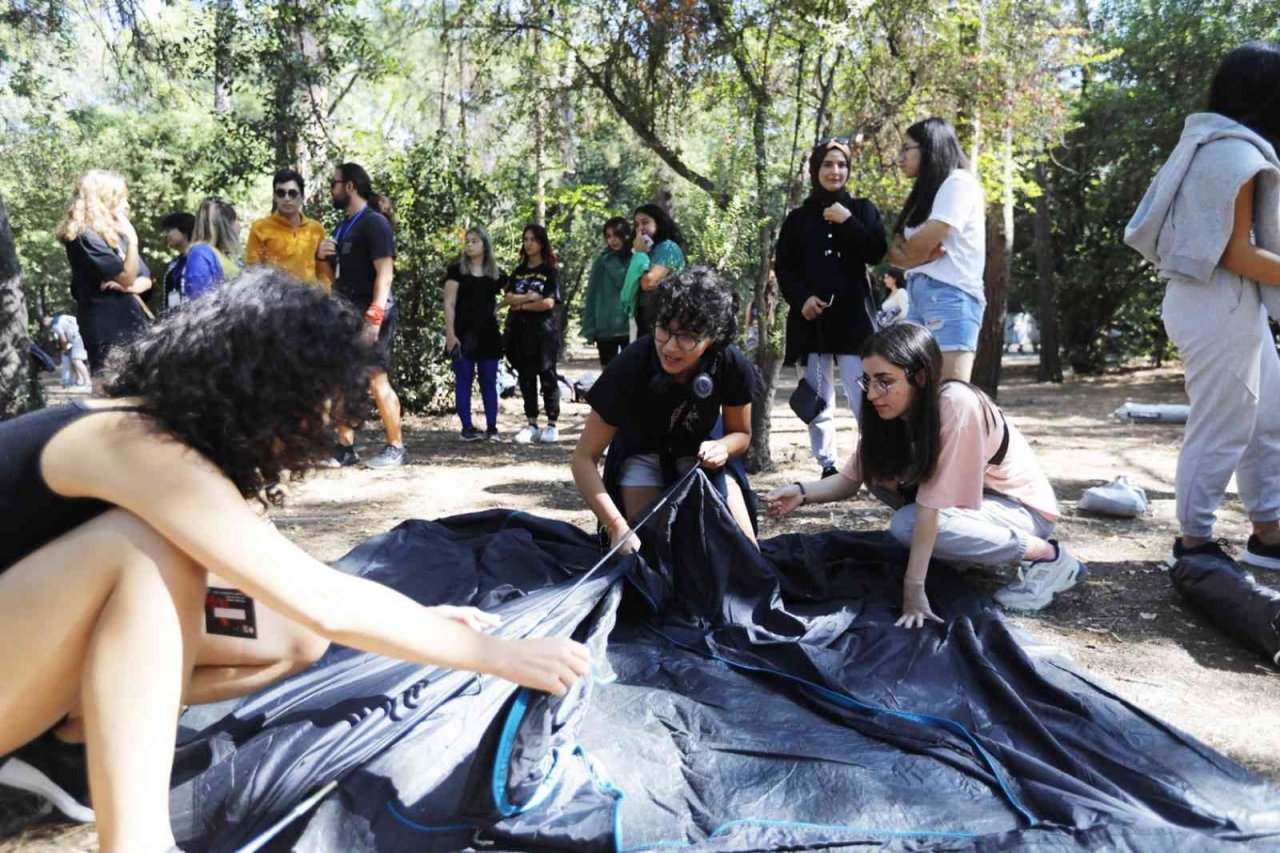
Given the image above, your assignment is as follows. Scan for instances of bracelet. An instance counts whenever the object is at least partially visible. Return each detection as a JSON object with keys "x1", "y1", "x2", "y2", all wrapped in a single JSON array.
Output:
[
  {"x1": 793, "y1": 482, "x2": 806, "y2": 505},
  {"x1": 364, "y1": 304, "x2": 386, "y2": 324}
]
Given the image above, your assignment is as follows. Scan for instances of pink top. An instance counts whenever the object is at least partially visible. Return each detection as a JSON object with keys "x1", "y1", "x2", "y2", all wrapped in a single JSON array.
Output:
[{"x1": 840, "y1": 383, "x2": 1059, "y2": 521}]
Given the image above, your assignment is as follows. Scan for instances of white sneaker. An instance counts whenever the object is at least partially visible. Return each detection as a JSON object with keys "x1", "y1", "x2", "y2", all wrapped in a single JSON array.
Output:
[
  {"x1": 994, "y1": 541, "x2": 1087, "y2": 612},
  {"x1": 513, "y1": 425, "x2": 539, "y2": 444},
  {"x1": 537, "y1": 425, "x2": 559, "y2": 444}
]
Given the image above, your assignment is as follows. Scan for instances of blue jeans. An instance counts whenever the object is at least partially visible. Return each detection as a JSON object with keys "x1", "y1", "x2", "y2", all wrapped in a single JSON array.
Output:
[
  {"x1": 906, "y1": 273, "x2": 984, "y2": 352},
  {"x1": 453, "y1": 355, "x2": 499, "y2": 430}
]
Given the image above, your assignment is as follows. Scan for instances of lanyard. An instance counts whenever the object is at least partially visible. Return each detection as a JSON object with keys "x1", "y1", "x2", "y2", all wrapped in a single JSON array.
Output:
[{"x1": 333, "y1": 205, "x2": 368, "y2": 247}]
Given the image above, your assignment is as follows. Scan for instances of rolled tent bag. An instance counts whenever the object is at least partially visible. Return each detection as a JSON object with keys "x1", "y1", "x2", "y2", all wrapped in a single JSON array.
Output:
[{"x1": 1170, "y1": 552, "x2": 1280, "y2": 665}]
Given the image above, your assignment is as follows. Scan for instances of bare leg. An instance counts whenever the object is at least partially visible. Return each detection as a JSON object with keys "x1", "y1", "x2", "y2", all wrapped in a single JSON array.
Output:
[
  {"x1": 723, "y1": 478, "x2": 757, "y2": 546},
  {"x1": 186, "y1": 576, "x2": 329, "y2": 704},
  {"x1": 941, "y1": 350, "x2": 975, "y2": 383},
  {"x1": 0, "y1": 509, "x2": 206, "y2": 853},
  {"x1": 622, "y1": 486, "x2": 662, "y2": 522},
  {"x1": 370, "y1": 370, "x2": 403, "y2": 447},
  {"x1": 73, "y1": 358, "x2": 91, "y2": 386}
]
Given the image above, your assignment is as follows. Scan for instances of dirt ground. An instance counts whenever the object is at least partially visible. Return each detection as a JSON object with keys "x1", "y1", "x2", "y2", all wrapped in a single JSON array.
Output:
[{"x1": 5, "y1": 349, "x2": 1280, "y2": 851}]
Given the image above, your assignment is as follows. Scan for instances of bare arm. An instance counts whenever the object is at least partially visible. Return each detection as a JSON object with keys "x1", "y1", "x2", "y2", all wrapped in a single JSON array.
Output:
[
  {"x1": 639, "y1": 264, "x2": 670, "y2": 293},
  {"x1": 443, "y1": 278, "x2": 460, "y2": 343},
  {"x1": 896, "y1": 504, "x2": 943, "y2": 629},
  {"x1": 1221, "y1": 178, "x2": 1280, "y2": 286},
  {"x1": 371, "y1": 255, "x2": 394, "y2": 308},
  {"x1": 110, "y1": 221, "x2": 140, "y2": 287},
  {"x1": 888, "y1": 220, "x2": 951, "y2": 269},
  {"x1": 45, "y1": 418, "x2": 588, "y2": 693},
  {"x1": 571, "y1": 412, "x2": 624, "y2": 528}
]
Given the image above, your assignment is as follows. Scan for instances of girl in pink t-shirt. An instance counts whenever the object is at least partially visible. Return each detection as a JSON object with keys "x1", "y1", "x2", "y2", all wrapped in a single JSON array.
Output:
[{"x1": 766, "y1": 323, "x2": 1085, "y2": 626}]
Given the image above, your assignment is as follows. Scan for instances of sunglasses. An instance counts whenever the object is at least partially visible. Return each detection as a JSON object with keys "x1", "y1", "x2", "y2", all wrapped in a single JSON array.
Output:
[{"x1": 274, "y1": 187, "x2": 301, "y2": 199}]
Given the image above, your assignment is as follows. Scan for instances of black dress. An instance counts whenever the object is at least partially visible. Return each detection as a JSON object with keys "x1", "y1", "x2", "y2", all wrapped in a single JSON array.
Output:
[
  {"x1": 65, "y1": 229, "x2": 148, "y2": 371},
  {"x1": 774, "y1": 191, "x2": 887, "y2": 366},
  {"x1": 446, "y1": 263, "x2": 504, "y2": 360}
]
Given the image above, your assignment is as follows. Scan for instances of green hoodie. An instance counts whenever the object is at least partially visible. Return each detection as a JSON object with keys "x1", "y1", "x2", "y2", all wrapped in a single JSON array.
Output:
[{"x1": 582, "y1": 250, "x2": 631, "y2": 341}]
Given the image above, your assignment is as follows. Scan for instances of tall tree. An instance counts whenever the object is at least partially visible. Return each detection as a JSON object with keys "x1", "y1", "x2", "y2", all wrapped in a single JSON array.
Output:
[{"x1": 0, "y1": 191, "x2": 30, "y2": 419}]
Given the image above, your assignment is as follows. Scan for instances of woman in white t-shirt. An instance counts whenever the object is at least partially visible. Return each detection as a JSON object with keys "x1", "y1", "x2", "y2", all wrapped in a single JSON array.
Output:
[
  {"x1": 888, "y1": 118, "x2": 986, "y2": 381},
  {"x1": 765, "y1": 323, "x2": 1083, "y2": 626}
]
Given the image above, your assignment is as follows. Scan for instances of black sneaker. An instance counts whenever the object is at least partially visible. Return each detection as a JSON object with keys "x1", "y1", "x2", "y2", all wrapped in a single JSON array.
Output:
[
  {"x1": 0, "y1": 731, "x2": 95, "y2": 823},
  {"x1": 317, "y1": 443, "x2": 359, "y2": 469},
  {"x1": 363, "y1": 443, "x2": 408, "y2": 468},
  {"x1": 460, "y1": 427, "x2": 483, "y2": 442},
  {"x1": 485, "y1": 427, "x2": 501, "y2": 442},
  {"x1": 821, "y1": 465, "x2": 840, "y2": 479},
  {"x1": 1243, "y1": 535, "x2": 1280, "y2": 571},
  {"x1": 1167, "y1": 536, "x2": 1235, "y2": 568}
]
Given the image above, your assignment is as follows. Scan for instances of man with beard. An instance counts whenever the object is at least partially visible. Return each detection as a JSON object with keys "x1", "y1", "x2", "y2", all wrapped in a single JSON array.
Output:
[{"x1": 316, "y1": 162, "x2": 407, "y2": 468}]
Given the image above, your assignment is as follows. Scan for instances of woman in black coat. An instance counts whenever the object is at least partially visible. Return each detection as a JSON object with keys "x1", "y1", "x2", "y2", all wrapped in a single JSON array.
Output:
[{"x1": 775, "y1": 138, "x2": 887, "y2": 478}]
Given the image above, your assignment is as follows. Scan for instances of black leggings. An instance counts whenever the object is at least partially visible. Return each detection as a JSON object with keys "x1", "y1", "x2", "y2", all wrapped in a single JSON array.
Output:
[
  {"x1": 595, "y1": 336, "x2": 629, "y2": 367},
  {"x1": 517, "y1": 367, "x2": 560, "y2": 422}
]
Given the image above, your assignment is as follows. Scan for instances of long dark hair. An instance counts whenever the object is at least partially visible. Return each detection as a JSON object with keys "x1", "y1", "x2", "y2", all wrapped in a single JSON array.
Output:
[
  {"x1": 858, "y1": 323, "x2": 997, "y2": 486},
  {"x1": 604, "y1": 215, "x2": 633, "y2": 260},
  {"x1": 634, "y1": 203, "x2": 686, "y2": 249},
  {"x1": 893, "y1": 118, "x2": 970, "y2": 234},
  {"x1": 1207, "y1": 41, "x2": 1280, "y2": 147},
  {"x1": 101, "y1": 267, "x2": 375, "y2": 504},
  {"x1": 519, "y1": 223, "x2": 559, "y2": 270}
]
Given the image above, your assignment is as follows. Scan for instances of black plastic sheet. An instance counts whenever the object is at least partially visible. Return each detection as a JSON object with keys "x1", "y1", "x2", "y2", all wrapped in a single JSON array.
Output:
[
  {"x1": 171, "y1": 474, "x2": 1280, "y2": 851},
  {"x1": 1171, "y1": 552, "x2": 1280, "y2": 665}
]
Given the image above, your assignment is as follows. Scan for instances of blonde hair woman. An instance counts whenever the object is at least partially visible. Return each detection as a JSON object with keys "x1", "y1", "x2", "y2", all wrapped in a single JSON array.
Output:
[
  {"x1": 444, "y1": 225, "x2": 506, "y2": 441},
  {"x1": 182, "y1": 196, "x2": 241, "y2": 300},
  {"x1": 54, "y1": 171, "x2": 150, "y2": 373}
]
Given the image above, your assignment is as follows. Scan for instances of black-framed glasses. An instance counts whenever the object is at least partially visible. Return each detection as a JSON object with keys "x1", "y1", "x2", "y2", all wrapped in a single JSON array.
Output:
[
  {"x1": 857, "y1": 375, "x2": 902, "y2": 395},
  {"x1": 654, "y1": 326, "x2": 705, "y2": 352},
  {"x1": 274, "y1": 187, "x2": 301, "y2": 199},
  {"x1": 330, "y1": 178, "x2": 347, "y2": 187}
]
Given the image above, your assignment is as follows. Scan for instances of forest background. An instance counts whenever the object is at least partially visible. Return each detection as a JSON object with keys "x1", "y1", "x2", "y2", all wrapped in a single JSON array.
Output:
[{"x1": 1, "y1": 0, "x2": 1277, "y2": 468}]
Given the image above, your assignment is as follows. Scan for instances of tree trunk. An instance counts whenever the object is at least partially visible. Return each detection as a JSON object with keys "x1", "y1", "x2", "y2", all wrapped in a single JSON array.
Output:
[
  {"x1": 746, "y1": 99, "x2": 778, "y2": 472},
  {"x1": 0, "y1": 191, "x2": 31, "y2": 419},
  {"x1": 972, "y1": 121, "x2": 1014, "y2": 398},
  {"x1": 296, "y1": 5, "x2": 328, "y2": 172},
  {"x1": 213, "y1": 0, "x2": 234, "y2": 115},
  {"x1": 458, "y1": 31, "x2": 468, "y2": 148},
  {"x1": 1034, "y1": 161, "x2": 1062, "y2": 382},
  {"x1": 438, "y1": 0, "x2": 451, "y2": 135}
]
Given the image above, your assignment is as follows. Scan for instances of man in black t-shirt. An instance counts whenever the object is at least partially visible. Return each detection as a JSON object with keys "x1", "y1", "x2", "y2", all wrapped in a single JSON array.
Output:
[{"x1": 317, "y1": 162, "x2": 406, "y2": 468}]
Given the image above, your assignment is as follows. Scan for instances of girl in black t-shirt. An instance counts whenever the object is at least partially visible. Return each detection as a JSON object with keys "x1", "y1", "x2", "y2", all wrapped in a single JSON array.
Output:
[
  {"x1": 504, "y1": 224, "x2": 563, "y2": 444},
  {"x1": 445, "y1": 226, "x2": 505, "y2": 441},
  {"x1": 572, "y1": 266, "x2": 763, "y2": 550},
  {"x1": 54, "y1": 171, "x2": 152, "y2": 373}
]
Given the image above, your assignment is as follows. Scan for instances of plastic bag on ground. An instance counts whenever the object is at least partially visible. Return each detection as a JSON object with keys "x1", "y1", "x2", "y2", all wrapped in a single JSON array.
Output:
[
  {"x1": 1079, "y1": 476, "x2": 1150, "y2": 518},
  {"x1": 1113, "y1": 401, "x2": 1189, "y2": 423}
]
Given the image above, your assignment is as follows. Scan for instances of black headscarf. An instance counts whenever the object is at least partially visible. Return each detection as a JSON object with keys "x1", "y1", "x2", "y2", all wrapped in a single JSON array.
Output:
[{"x1": 805, "y1": 141, "x2": 853, "y2": 208}]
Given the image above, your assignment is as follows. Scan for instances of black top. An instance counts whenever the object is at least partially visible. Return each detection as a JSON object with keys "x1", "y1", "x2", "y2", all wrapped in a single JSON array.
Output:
[
  {"x1": 446, "y1": 262, "x2": 505, "y2": 360},
  {"x1": 587, "y1": 337, "x2": 762, "y2": 457},
  {"x1": 332, "y1": 207, "x2": 396, "y2": 306},
  {"x1": 775, "y1": 191, "x2": 887, "y2": 363},
  {"x1": 502, "y1": 263, "x2": 561, "y2": 371},
  {"x1": 0, "y1": 402, "x2": 131, "y2": 571},
  {"x1": 65, "y1": 230, "x2": 148, "y2": 347}
]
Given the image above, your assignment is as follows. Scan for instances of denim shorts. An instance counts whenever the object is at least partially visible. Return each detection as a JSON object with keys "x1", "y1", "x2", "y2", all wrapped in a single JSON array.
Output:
[
  {"x1": 905, "y1": 273, "x2": 984, "y2": 352},
  {"x1": 618, "y1": 454, "x2": 695, "y2": 488}
]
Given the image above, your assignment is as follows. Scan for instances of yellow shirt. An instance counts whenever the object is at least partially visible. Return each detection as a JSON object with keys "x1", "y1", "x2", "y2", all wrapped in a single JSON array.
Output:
[{"x1": 246, "y1": 213, "x2": 330, "y2": 287}]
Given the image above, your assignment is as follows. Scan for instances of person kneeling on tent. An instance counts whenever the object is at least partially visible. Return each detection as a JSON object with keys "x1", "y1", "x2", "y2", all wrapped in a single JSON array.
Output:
[
  {"x1": 766, "y1": 322, "x2": 1085, "y2": 626},
  {"x1": 572, "y1": 265, "x2": 764, "y2": 551},
  {"x1": 0, "y1": 268, "x2": 589, "y2": 853}
]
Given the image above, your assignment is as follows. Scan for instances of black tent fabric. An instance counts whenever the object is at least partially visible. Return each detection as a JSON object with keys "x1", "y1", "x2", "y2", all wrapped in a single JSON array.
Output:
[
  {"x1": 1171, "y1": 552, "x2": 1280, "y2": 666},
  {"x1": 171, "y1": 474, "x2": 1280, "y2": 852}
]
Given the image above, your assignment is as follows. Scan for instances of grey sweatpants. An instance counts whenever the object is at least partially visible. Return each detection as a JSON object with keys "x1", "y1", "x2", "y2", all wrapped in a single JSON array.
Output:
[
  {"x1": 804, "y1": 353, "x2": 864, "y2": 470},
  {"x1": 1163, "y1": 272, "x2": 1280, "y2": 538},
  {"x1": 883, "y1": 491, "x2": 1055, "y2": 567}
]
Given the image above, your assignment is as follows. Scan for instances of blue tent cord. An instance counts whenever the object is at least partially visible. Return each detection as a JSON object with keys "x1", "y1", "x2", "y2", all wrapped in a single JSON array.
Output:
[
  {"x1": 384, "y1": 801, "x2": 473, "y2": 834},
  {"x1": 642, "y1": 623, "x2": 1037, "y2": 827}
]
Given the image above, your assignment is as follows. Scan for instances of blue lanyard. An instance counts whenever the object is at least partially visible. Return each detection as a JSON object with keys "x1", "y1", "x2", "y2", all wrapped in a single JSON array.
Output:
[{"x1": 333, "y1": 205, "x2": 368, "y2": 247}]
